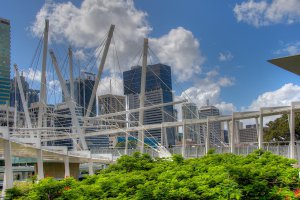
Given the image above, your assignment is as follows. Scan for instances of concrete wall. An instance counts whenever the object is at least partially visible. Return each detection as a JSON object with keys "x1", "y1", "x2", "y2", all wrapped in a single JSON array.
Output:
[{"x1": 35, "y1": 162, "x2": 79, "y2": 179}]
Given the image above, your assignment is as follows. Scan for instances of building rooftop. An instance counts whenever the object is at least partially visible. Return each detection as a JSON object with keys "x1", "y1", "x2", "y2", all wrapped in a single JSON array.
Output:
[{"x1": 268, "y1": 54, "x2": 300, "y2": 75}]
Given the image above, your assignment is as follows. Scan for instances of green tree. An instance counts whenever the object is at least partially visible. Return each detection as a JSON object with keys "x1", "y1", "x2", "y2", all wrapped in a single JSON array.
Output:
[{"x1": 264, "y1": 113, "x2": 300, "y2": 142}]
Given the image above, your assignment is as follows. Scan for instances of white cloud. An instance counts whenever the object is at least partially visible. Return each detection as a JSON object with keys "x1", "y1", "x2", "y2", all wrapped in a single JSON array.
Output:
[
  {"x1": 73, "y1": 49, "x2": 87, "y2": 61},
  {"x1": 247, "y1": 83, "x2": 300, "y2": 111},
  {"x1": 218, "y1": 51, "x2": 233, "y2": 62},
  {"x1": 31, "y1": 0, "x2": 205, "y2": 82},
  {"x1": 179, "y1": 71, "x2": 235, "y2": 116},
  {"x1": 274, "y1": 41, "x2": 300, "y2": 55},
  {"x1": 215, "y1": 102, "x2": 236, "y2": 115},
  {"x1": 150, "y1": 27, "x2": 204, "y2": 82},
  {"x1": 96, "y1": 75, "x2": 123, "y2": 96},
  {"x1": 48, "y1": 79, "x2": 61, "y2": 92},
  {"x1": 234, "y1": 0, "x2": 300, "y2": 27},
  {"x1": 23, "y1": 68, "x2": 42, "y2": 82}
]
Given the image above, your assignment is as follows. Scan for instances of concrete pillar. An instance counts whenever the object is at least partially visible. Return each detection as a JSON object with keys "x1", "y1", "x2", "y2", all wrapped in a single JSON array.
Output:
[
  {"x1": 230, "y1": 114, "x2": 235, "y2": 153},
  {"x1": 161, "y1": 124, "x2": 164, "y2": 147},
  {"x1": 125, "y1": 133, "x2": 128, "y2": 155},
  {"x1": 88, "y1": 153, "x2": 94, "y2": 175},
  {"x1": 258, "y1": 108, "x2": 264, "y2": 149},
  {"x1": 255, "y1": 117, "x2": 259, "y2": 141},
  {"x1": 164, "y1": 127, "x2": 168, "y2": 148},
  {"x1": 36, "y1": 149, "x2": 44, "y2": 179},
  {"x1": 226, "y1": 121, "x2": 230, "y2": 148},
  {"x1": 64, "y1": 155, "x2": 70, "y2": 178},
  {"x1": 205, "y1": 118, "x2": 210, "y2": 154},
  {"x1": 3, "y1": 139, "x2": 13, "y2": 192},
  {"x1": 289, "y1": 102, "x2": 296, "y2": 159},
  {"x1": 182, "y1": 123, "x2": 186, "y2": 158}
]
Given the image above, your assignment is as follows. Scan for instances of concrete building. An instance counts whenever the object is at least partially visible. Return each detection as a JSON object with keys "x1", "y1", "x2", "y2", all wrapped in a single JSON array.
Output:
[
  {"x1": 0, "y1": 18, "x2": 11, "y2": 105},
  {"x1": 198, "y1": 105, "x2": 222, "y2": 146},
  {"x1": 98, "y1": 94, "x2": 126, "y2": 147},
  {"x1": 28, "y1": 102, "x2": 54, "y2": 128},
  {"x1": 238, "y1": 124, "x2": 258, "y2": 143},
  {"x1": 182, "y1": 103, "x2": 201, "y2": 144},
  {"x1": 0, "y1": 105, "x2": 25, "y2": 127},
  {"x1": 123, "y1": 64, "x2": 176, "y2": 146},
  {"x1": 98, "y1": 94, "x2": 126, "y2": 128}
]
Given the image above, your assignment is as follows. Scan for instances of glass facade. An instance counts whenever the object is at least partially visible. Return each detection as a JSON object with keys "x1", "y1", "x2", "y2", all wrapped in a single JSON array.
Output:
[
  {"x1": 0, "y1": 18, "x2": 11, "y2": 105},
  {"x1": 63, "y1": 72, "x2": 96, "y2": 117},
  {"x1": 123, "y1": 64, "x2": 176, "y2": 146},
  {"x1": 10, "y1": 75, "x2": 40, "y2": 111}
]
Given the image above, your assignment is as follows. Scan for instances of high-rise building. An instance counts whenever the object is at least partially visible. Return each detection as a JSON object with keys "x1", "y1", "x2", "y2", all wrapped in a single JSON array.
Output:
[
  {"x1": 198, "y1": 105, "x2": 222, "y2": 146},
  {"x1": 63, "y1": 71, "x2": 96, "y2": 117},
  {"x1": 98, "y1": 94, "x2": 126, "y2": 128},
  {"x1": 182, "y1": 103, "x2": 201, "y2": 144},
  {"x1": 10, "y1": 74, "x2": 39, "y2": 111},
  {"x1": 98, "y1": 94, "x2": 126, "y2": 147},
  {"x1": 29, "y1": 102, "x2": 54, "y2": 128},
  {"x1": 123, "y1": 64, "x2": 176, "y2": 146},
  {"x1": 238, "y1": 124, "x2": 258, "y2": 143},
  {"x1": 0, "y1": 18, "x2": 11, "y2": 105}
]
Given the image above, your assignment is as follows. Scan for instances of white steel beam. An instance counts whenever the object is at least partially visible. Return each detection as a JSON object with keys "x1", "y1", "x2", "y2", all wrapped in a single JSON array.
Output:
[
  {"x1": 37, "y1": 19, "x2": 49, "y2": 146},
  {"x1": 85, "y1": 25, "x2": 115, "y2": 119},
  {"x1": 50, "y1": 50, "x2": 88, "y2": 150},
  {"x1": 14, "y1": 65, "x2": 32, "y2": 129},
  {"x1": 138, "y1": 38, "x2": 148, "y2": 153}
]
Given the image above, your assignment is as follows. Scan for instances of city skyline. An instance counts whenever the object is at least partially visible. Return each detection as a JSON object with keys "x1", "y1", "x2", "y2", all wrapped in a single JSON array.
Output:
[{"x1": 1, "y1": 0, "x2": 300, "y2": 115}]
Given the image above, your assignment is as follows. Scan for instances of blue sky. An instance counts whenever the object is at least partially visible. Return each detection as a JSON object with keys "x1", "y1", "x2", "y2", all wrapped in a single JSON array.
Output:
[{"x1": 1, "y1": 0, "x2": 300, "y2": 114}]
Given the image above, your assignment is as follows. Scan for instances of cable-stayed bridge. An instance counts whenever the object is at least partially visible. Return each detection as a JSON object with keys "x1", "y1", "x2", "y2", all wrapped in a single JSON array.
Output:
[{"x1": 2, "y1": 20, "x2": 300, "y2": 194}]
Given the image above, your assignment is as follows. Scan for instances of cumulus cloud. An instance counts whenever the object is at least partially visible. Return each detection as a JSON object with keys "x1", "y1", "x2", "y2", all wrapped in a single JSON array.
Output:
[
  {"x1": 274, "y1": 41, "x2": 300, "y2": 55},
  {"x1": 234, "y1": 0, "x2": 300, "y2": 27},
  {"x1": 96, "y1": 75, "x2": 124, "y2": 96},
  {"x1": 23, "y1": 68, "x2": 42, "y2": 82},
  {"x1": 150, "y1": 27, "x2": 204, "y2": 82},
  {"x1": 179, "y1": 70, "x2": 235, "y2": 115},
  {"x1": 247, "y1": 83, "x2": 300, "y2": 111},
  {"x1": 218, "y1": 51, "x2": 233, "y2": 62},
  {"x1": 31, "y1": 0, "x2": 204, "y2": 82}
]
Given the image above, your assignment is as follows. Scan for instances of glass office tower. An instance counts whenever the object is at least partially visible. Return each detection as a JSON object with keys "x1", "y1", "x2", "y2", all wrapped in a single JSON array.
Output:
[
  {"x1": 123, "y1": 64, "x2": 176, "y2": 146},
  {"x1": 0, "y1": 18, "x2": 11, "y2": 105}
]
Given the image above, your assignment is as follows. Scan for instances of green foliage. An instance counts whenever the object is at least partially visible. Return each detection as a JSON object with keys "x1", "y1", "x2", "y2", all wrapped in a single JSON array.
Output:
[
  {"x1": 8, "y1": 150, "x2": 300, "y2": 199},
  {"x1": 264, "y1": 113, "x2": 300, "y2": 141}
]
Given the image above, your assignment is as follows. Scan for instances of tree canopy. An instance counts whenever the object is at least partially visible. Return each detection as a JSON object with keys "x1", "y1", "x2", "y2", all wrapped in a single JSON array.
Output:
[
  {"x1": 6, "y1": 150, "x2": 300, "y2": 200},
  {"x1": 264, "y1": 113, "x2": 300, "y2": 142}
]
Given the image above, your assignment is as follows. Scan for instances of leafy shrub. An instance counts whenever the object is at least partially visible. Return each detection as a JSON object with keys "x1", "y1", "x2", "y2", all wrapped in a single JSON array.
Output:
[{"x1": 7, "y1": 150, "x2": 300, "y2": 199}]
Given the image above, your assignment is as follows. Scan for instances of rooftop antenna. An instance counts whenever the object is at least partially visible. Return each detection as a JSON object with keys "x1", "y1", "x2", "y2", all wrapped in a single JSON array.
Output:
[{"x1": 206, "y1": 99, "x2": 209, "y2": 106}]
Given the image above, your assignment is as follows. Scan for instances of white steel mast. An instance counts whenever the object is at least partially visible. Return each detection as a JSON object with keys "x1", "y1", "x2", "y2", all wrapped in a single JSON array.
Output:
[
  {"x1": 84, "y1": 25, "x2": 115, "y2": 119},
  {"x1": 138, "y1": 38, "x2": 148, "y2": 153},
  {"x1": 37, "y1": 19, "x2": 49, "y2": 141},
  {"x1": 50, "y1": 50, "x2": 88, "y2": 150}
]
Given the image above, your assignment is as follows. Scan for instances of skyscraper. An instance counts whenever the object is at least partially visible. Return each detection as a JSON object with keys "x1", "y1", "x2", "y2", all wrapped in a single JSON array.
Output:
[
  {"x1": 198, "y1": 105, "x2": 222, "y2": 146},
  {"x1": 0, "y1": 18, "x2": 11, "y2": 105},
  {"x1": 10, "y1": 74, "x2": 39, "y2": 111},
  {"x1": 98, "y1": 94, "x2": 126, "y2": 128},
  {"x1": 182, "y1": 102, "x2": 201, "y2": 144},
  {"x1": 63, "y1": 72, "x2": 96, "y2": 117},
  {"x1": 123, "y1": 64, "x2": 176, "y2": 146},
  {"x1": 98, "y1": 94, "x2": 126, "y2": 147}
]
